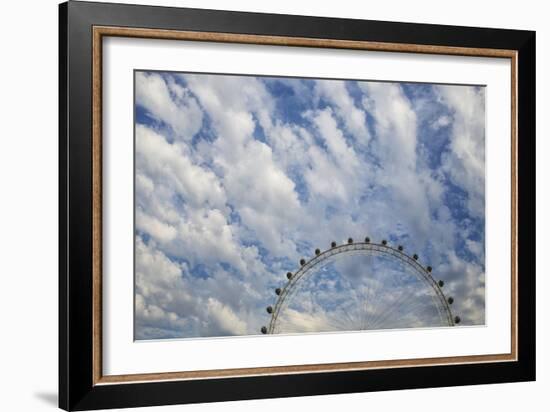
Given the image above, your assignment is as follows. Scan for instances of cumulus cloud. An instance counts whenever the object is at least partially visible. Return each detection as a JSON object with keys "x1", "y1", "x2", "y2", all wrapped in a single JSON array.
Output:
[
  {"x1": 314, "y1": 79, "x2": 370, "y2": 145},
  {"x1": 135, "y1": 72, "x2": 203, "y2": 140},
  {"x1": 431, "y1": 114, "x2": 452, "y2": 130},
  {"x1": 136, "y1": 125, "x2": 226, "y2": 209},
  {"x1": 134, "y1": 71, "x2": 486, "y2": 339},
  {"x1": 436, "y1": 85, "x2": 486, "y2": 218},
  {"x1": 303, "y1": 108, "x2": 364, "y2": 203}
]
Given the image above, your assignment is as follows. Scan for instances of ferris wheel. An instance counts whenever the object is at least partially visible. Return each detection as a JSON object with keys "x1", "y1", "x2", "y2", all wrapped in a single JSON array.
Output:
[{"x1": 261, "y1": 237, "x2": 460, "y2": 335}]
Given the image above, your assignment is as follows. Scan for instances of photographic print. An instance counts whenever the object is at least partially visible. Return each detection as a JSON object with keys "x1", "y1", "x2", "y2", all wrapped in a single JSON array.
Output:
[
  {"x1": 60, "y1": 5, "x2": 534, "y2": 408},
  {"x1": 134, "y1": 71, "x2": 485, "y2": 340}
]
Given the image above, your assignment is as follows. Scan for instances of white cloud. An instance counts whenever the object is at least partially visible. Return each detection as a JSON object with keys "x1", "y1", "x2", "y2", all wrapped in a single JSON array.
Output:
[
  {"x1": 437, "y1": 250, "x2": 485, "y2": 324},
  {"x1": 205, "y1": 298, "x2": 248, "y2": 335},
  {"x1": 360, "y1": 82, "x2": 417, "y2": 167},
  {"x1": 431, "y1": 114, "x2": 452, "y2": 130},
  {"x1": 135, "y1": 72, "x2": 203, "y2": 141},
  {"x1": 135, "y1": 124, "x2": 265, "y2": 275},
  {"x1": 314, "y1": 79, "x2": 370, "y2": 145},
  {"x1": 135, "y1": 237, "x2": 265, "y2": 338},
  {"x1": 182, "y1": 74, "x2": 305, "y2": 258},
  {"x1": 136, "y1": 124, "x2": 227, "y2": 210},
  {"x1": 437, "y1": 85, "x2": 486, "y2": 218},
  {"x1": 136, "y1": 210, "x2": 177, "y2": 243},
  {"x1": 358, "y1": 82, "x2": 438, "y2": 245},
  {"x1": 309, "y1": 108, "x2": 360, "y2": 174},
  {"x1": 135, "y1": 238, "x2": 196, "y2": 338}
]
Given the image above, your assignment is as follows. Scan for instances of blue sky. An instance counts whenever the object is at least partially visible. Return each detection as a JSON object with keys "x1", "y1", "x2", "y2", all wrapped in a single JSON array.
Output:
[{"x1": 134, "y1": 71, "x2": 486, "y2": 339}]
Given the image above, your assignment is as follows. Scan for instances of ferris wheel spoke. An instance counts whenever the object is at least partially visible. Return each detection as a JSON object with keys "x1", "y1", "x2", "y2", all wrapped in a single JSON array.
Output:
[
  {"x1": 360, "y1": 254, "x2": 387, "y2": 329},
  {"x1": 373, "y1": 289, "x2": 436, "y2": 329},
  {"x1": 364, "y1": 274, "x2": 411, "y2": 328},
  {"x1": 366, "y1": 285, "x2": 419, "y2": 330},
  {"x1": 366, "y1": 289, "x2": 408, "y2": 330},
  {"x1": 340, "y1": 305, "x2": 360, "y2": 330},
  {"x1": 390, "y1": 295, "x2": 434, "y2": 328}
]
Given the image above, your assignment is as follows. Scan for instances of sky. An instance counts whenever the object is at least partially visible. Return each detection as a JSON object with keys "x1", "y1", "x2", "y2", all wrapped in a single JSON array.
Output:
[{"x1": 134, "y1": 70, "x2": 486, "y2": 340}]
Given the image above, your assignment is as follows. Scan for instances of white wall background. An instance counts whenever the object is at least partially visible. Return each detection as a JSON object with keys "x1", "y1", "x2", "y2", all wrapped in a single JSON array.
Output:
[{"x1": 0, "y1": 0, "x2": 546, "y2": 411}]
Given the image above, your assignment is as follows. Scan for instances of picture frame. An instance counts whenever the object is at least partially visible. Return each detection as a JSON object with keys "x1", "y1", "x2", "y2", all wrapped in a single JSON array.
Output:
[{"x1": 59, "y1": 1, "x2": 535, "y2": 410}]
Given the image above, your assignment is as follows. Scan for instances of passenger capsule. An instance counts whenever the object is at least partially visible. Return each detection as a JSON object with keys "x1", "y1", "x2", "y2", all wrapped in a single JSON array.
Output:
[
  {"x1": 382, "y1": 239, "x2": 387, "y2": 245},
  {"x1": 261, "y1": 326, "x2": 267, "y2": 334},
  {"x1": 300, "y1": 258, "x2": 306, "y2": 266},
  {"x1": 286, "y1": 272, "x2": 293, "y2": 280},
  {"x1": 266, "y1": 306, "x2": 273, "y2": 314},
  {"x1": 331, "y1": 241, "x2": 337, "y2": 248},
  {"x1": 427, "y1": 266, "x2": 432, "y2": 272},
  {"x1": 413, "y1": 254, "x2": 419, "y2": 260},
  {"x1": 454, "y1": 316, "x2": 461, "y2": 324},
  {"x1": 315, "y1": 248, "x2": 321, "y2": 255},
  {"x1": 398, "y1": 245, "x2": 403, "y2": 251},
  {"x1": 275, "y1": 288, "x2": 282, "y2": 295},
  {"x1": 348, "y1": 238, "x2": 354, "y2": 244},
  {"x1": 438, "y1": 280, "x2": 445, "y2": 287},
  {"x1": 365, "y1": 237, "x2": 370, "y2": 243},
  {"x1": 448, "y1": 297, "x2": 454, "y2": 305}
]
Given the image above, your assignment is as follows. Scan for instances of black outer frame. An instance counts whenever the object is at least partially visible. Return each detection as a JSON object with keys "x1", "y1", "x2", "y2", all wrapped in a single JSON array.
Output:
[{"x1": 59, "y1": 1, "x2": 535, "y2": 410}]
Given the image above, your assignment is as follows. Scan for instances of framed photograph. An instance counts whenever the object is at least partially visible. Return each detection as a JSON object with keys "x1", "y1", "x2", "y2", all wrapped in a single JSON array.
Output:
[{"x1": 59, "y1": 1, "x2": 535, "y2": 410}]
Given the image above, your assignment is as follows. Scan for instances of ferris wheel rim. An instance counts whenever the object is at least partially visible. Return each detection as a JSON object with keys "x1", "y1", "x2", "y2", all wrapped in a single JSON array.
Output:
[{"x1": 262, "y1": 239, "x2": 458, "y2": 334}]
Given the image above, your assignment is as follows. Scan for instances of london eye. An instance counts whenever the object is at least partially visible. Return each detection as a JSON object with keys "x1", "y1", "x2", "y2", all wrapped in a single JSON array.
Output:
[{"x1": 261, "y1": 237, "x2": 460, "y2": 335}]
